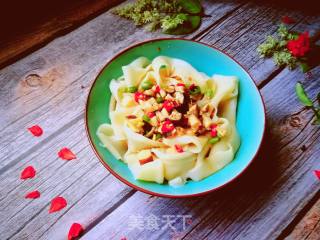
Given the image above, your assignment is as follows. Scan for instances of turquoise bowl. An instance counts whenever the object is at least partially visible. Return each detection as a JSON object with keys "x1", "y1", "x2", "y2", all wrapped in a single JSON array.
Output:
[{"x1": 85, "y1": 38, "x2": 266, "y2": 198}]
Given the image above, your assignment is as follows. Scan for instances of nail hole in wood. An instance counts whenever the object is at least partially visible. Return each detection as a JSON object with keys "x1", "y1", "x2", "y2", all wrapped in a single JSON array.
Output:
[
  {"x1": 300, "y1": 145, "x2": 307, "y2": 152},
  {"x1": 289, "y1": 116, "x2": 302, "y2": 128},
  {"x1": 25, "y1": 74, "x2": 41, "y2": 87}
]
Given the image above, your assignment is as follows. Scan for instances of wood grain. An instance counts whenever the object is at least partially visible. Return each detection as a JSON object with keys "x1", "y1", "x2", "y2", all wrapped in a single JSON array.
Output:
[
  {"x1": 0, "y1": 0, "x2": 320, "y2": 239},
  {"x1": 0, "y1": 0, "x2": 241, "y2": 174},
  {"x1": 79, "y1": 65, "x2": 320, "y2": 240},
  {"x1": 0, "y1": 0, "x2": 123, "y2": 69},
  {"x1": 0, "y1": 1, "x2": 242, "y2": 239},
  {"x1": 0, "y1": 118, "x2": 133, "y2": 239},
  {"x1": 285, "y1": 196, "x2": 320, "y2": 240}
]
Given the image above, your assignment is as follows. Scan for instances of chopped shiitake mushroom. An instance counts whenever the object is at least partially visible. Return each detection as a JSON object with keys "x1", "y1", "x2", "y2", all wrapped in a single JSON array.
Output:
[
  {"x1": 141, "y1": 98, "x2": 159, "y2": 112},
  {"x1": 144, "y1": 89, "x2": 154, "y2": 96},
  {"x1": 165, "y1": 85, "x2": 175, "y2": 93},
  {"x1": 187, "y1": 104, "x2": 198, "y2": 116},
  {"x1": 202, "y1": 114, "x2": 213, "y2": 129},
  {"x1": 174, "y1": 91, "x2": 184, "y2": 104},
  {"x1": 127, "y1": 79, "x2": 226, "y2": 141},
  {"x1": 165, "y1": 93, "x2": 175, "y2": 101},
  {"x1": 188, "y1": 114, "x2": 201, "y2": 132},
  {"x1": 127, "y1": 117, "x2": 144, "y2": 133},
  {"x1": 159, "y1": 108, "x2": 169, "y2": 120},
  {"x1": 159, "y1": 89, "x2": 166, "y2": 98},
  {"x1": 200, "y1": 103, "x2": 214, "y2": 115},
  {"x1": 149, "y1": 116, "x2": 158, "y2": 127},
  {"x1": 169, "y1": 109, "x2": 182, "y2": 121},
  {"x1": 145, "y1": 127, "x2": 156, "y2": 138}
]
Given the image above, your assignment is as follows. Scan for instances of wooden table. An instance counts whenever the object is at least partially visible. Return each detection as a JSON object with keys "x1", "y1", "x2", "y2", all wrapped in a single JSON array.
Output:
[{"x1": 1, "y1": 1, "x2": 320, "y2": 239}]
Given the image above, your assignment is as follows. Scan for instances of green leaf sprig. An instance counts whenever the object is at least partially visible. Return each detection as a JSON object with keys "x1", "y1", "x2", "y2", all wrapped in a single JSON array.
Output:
[
  {"x1": 258, "y1": 23, "x2": 320, "y2": 73},
  {"x1": 295, "y1": 82, "x2": 320, "y2": 125},
  {"x1": 257, "y1": 24, "x2": 300, "y2": 70},
  {"x1": 113, "y1": 0, "x2": 203, "y2": 35}
]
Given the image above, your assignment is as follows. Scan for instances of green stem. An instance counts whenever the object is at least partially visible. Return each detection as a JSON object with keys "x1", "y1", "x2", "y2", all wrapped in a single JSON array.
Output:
[{"x1": 311, "y1": 105, "x2": 320, "y2": 119}]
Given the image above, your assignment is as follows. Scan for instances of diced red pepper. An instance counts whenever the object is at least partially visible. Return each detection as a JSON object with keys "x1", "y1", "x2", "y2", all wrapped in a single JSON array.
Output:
[
  {"x1": 134, "y1": 92, "x2": 146, "y2": 103},
  {"x1": 163, "y1": 100, "x2": 176, "y2": 112},
  {"x1": 126, "y1": 115, "x2": 137, "y2": 119},
  {"x1": 154, "y1": 85, "x2": 161, "y2": 94},
  {"x1": 210, "y1": 124, "x2": 218, "y2": 137},
  {"x1": 175, "y1": 144, "x2": 184, "y2": 153},
  {"x1": 189, "y1": 84, "x2": 196, "y2": 90},
  {"x1": 177, "y1": 83, "x2": 185, "y2": 87},
  {"x1": 139, "y1": 156, "x2": 153, "y2": 165},
  {"x1": 161, "y1": 120, "x2": 175, "y2": 133},
  {"x1": 210, "y1": 123, "x2": 218, "y2": 129},
  {"x1": 147, "y1": 112, "x2": 155, "y2": 118},
  {"x1": 210, "y1": 128, "x2": 217, "y2": 137}
]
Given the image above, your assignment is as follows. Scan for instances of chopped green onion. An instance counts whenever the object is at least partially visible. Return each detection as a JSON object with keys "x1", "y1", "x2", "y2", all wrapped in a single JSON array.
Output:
[
  {"x1": 205, "y1": 89, "x2": 215, "y2": 98},
  {"x1": 189, "y1": 86, "x2": 201, "y2": 95},
  {"x1": 141, "y1": 80, "x2": 153, "y2": 90},
  {"x1": 142, "y1": 115, "x2": 151, "y2": 123},
  {"x1": 126, "y1": 86, "x2": 138, "y2": 93},
  {"x1": 159, "y1": 65, "x2": 168, "y2": 77},
  {"x1": 209, "y1": 136, "x2": 220, "y2": 144},
  {"x1": 156, "y1": 96, "x2": 164, "y2": 103},
  {"x1": 155, "y1": 133, "x2": 162, "y2": 140}
]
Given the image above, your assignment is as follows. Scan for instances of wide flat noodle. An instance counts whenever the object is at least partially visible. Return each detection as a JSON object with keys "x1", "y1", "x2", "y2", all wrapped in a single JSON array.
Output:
[{"x1": 97, "y1": 56, "x2": 241, "y2": 186}]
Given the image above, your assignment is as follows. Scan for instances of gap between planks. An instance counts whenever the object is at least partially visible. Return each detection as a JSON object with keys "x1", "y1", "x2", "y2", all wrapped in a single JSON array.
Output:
[
  {"x1": 0, "y1": 0, "x2": 244, "y2": 176},
  {"x1": 0, "y1": 1, "x2": 318, "y2": 238}
]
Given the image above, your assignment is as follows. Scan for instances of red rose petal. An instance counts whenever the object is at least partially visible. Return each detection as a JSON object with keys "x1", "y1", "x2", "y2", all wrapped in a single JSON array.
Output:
[
  {"x1": 314, "y1": 170, "x2": 320, "y2": 180},
  {"x1": 25, "y1": 190, "x2": 40, "y2": 199},
  {"x1": 20, "y1": 166, "x2": 36, "y2": 179},
  {"x1": 58, "y1": 148, "x2": 76, "y2": 160},
  {"x1": 175, "y1": 144, "x2": 184, "y2": 153},
  {"x1": 28, "y1": 125, "x2": 43, "y2": 137},
  {"x1": 68, "y1": 223, "x2": 84, "y2": 240},
  {"x1": 281, "y1": 16, "x2": 295, "y2": 24},
  {"x1": 49, "y1": 196, "x2": 67, "y2": 213}
]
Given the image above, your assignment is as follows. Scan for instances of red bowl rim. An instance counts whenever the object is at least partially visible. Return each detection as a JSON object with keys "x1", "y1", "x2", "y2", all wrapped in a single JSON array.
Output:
[{"x1": 85, "y1": 38, "x2": 266, "y2": 198}]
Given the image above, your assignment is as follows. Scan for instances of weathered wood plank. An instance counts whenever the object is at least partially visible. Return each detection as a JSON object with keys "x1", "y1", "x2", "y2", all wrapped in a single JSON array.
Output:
[
  {"x1": 0, "y1": 1, "x2": 244, "y2": 239},
  {"x1": 0, "y1": 1, "x2": 319, "y2": 239},
  {"x1": 3, "y1": 0, "x2": 318, "y2": 176},
  {"x1": 0, "y1": 118, "x2": 133, "y2": 239},
  {"x1": 199, "y1": 5, "x2": 320, "y2": 84},
  {"x1": 0, "y1": 0, "x2": 123, "y2": 69},
  {"x1": 285, "y1": 196, "x2": 320, "y2": 240},
  {"x1": 81, "y1": 67, "x2": 320, "y2": 240},
  {"x1": 0, "y1": 0, "x2": 302, "y2": 196},
  {"x1": 0, "y1": 0, "x2": 241, "y2": 172}
]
